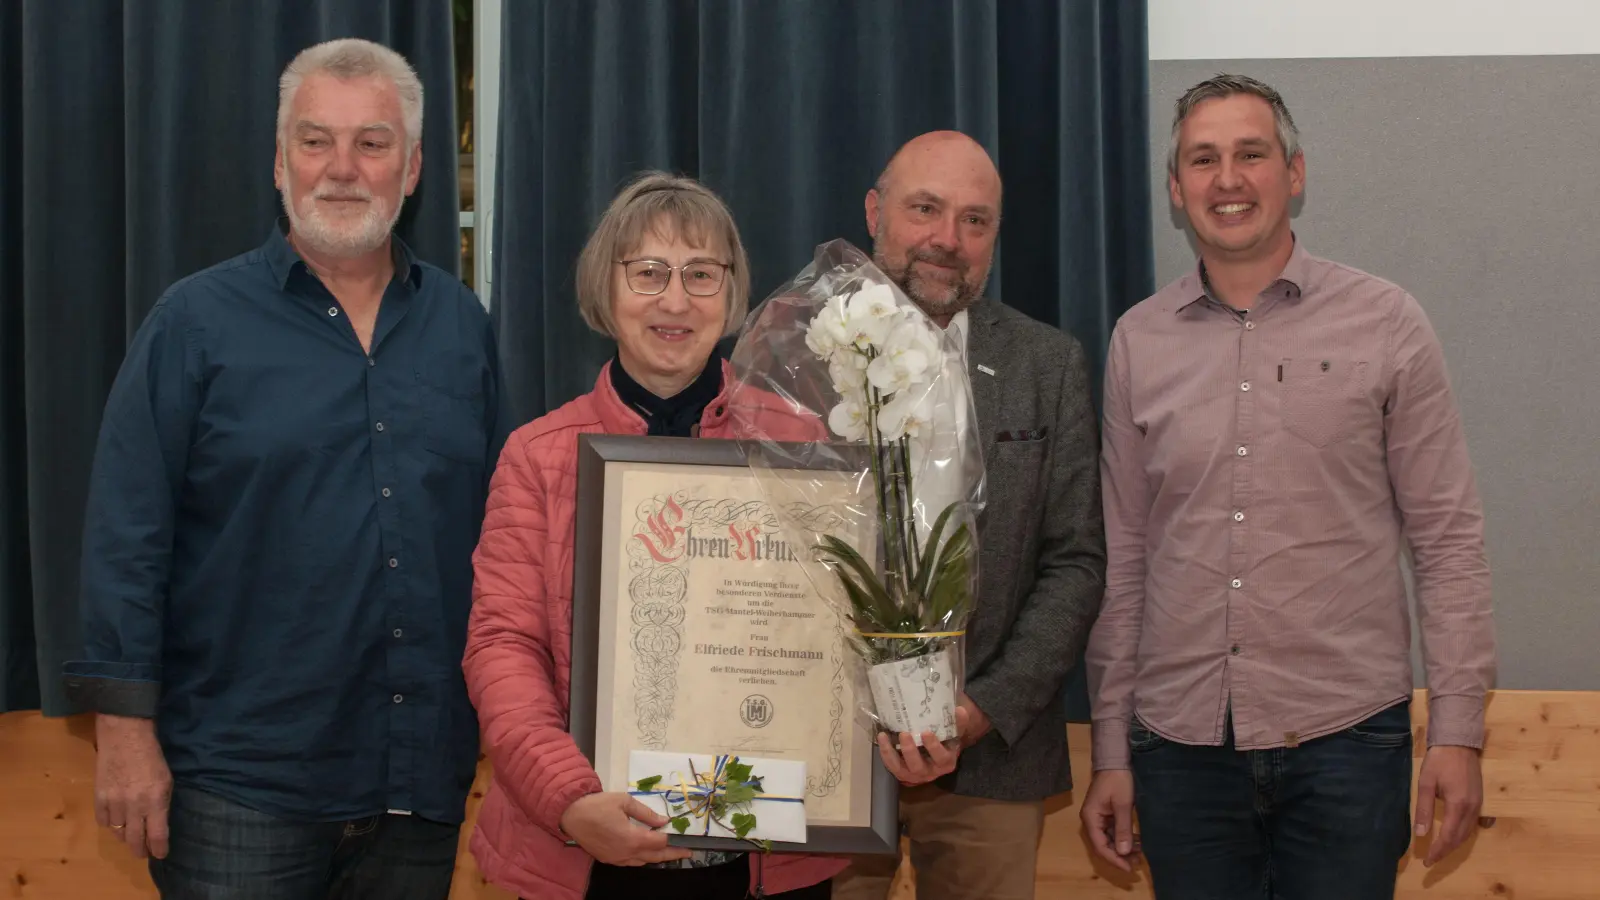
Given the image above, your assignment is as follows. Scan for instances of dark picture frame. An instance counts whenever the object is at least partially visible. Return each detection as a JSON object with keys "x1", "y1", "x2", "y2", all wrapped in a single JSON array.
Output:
[{"x1": 569, "y1": 433, "x2": 899, "y2": 855}]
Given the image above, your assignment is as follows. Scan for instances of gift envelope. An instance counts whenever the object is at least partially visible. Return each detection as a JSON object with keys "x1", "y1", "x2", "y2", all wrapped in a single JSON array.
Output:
[{"x1": 627, "y1": 750, "x2": 808, "y2": 844}]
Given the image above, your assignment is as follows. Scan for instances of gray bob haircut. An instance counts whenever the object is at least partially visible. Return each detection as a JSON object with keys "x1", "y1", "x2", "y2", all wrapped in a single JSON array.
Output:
[
  {"x1": 575, "y1": 171, "x2": 751, "y2": 339},
  {"x1": 278, "y1": 39, "x2": 423, "y2": 147},
  {"x1": 1168, "y1": 73, "x2": 1300, "y2": 175}
]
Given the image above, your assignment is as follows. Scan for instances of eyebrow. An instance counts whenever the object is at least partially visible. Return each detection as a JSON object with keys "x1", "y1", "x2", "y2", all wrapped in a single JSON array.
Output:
[
  {"x1": 1186, "y1": 138, "x2": 1274, "y2": 156},
  {"x1": 903, "y1": 189, "x2": 997, "y2": 218},
  {"x1": 630, "y1": 255, "x2": 729, "y2": 265},
  {"x1": 293, "y1": 120, "x2": 398, "y2": 137}
]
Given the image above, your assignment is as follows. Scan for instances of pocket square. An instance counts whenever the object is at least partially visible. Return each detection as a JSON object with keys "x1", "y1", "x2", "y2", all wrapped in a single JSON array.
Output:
[{"x1": 996, "y1": 427, "x2": 1048, "y2": 443}]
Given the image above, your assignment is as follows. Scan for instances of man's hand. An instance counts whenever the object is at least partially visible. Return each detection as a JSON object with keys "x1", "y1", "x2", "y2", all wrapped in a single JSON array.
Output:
[
  {"x1": 94, "y1": 714, "x2": 173, "y2": 859},
  {"x1": 1415, "y1": 745, "x2": 1484, "y2": 866},
  {"x1": 877, "y1": 706, "x2": 972, "y2": 786},
  {"x1": 1080, "y1": 769, "x2": 1138, "y2": 872},
  {"x1": 957, "y1": 693, "x2": 992, "y2": 749},
  {"x1": 559, "y1": 793, "x2": 693, "y2": 867}
]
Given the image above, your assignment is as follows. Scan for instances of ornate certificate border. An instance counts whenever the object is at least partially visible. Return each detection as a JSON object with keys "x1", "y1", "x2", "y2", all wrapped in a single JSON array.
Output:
[{"x1": 570, "y1": 434, "x2": 899, "y2": 855}]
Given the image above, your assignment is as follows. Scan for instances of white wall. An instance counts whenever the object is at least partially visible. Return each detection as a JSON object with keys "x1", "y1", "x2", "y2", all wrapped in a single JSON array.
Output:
[{"x1": 1149, "y1": 0, "x2": 1600, "y2": 61}]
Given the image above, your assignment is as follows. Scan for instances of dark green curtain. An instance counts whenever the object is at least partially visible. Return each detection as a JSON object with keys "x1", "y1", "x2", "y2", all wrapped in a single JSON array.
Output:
[
  {"x1": 490, "y1": 0, "x2": 1152, "y2": 720},
  {"x1": 0, "y1": 0, "x2": 461, "y2": 715}
]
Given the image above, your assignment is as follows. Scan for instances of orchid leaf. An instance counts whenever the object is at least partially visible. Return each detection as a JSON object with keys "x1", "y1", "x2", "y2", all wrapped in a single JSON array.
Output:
[
  {"x1": 911, "y1": 503, "x2": 960, "y2": 600},
  {"x1": 926, "y1": 522, "x2": 974, "y2": 627}
]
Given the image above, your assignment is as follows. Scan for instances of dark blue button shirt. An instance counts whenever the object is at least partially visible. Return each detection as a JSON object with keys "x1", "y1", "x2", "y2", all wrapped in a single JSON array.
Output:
[{"x1": 64, "y1": 225, "x2": 509, "y2": 823}]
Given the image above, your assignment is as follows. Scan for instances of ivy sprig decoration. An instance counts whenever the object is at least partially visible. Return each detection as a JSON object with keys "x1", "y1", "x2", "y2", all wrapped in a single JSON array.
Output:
[{"x1": 635, "y1": 755, "x2": 771, "y2": 848}]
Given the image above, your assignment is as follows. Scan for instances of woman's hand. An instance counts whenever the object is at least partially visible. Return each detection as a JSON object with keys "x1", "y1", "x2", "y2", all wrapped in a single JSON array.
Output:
[{"x1": 559, "y1": 792, "x2": 694, "y2": 866}]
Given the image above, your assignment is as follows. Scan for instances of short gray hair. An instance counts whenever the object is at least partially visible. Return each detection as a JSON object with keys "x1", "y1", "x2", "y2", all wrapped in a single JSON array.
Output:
[
  {"x1": 1168, "y1": 73, "x2": 1299, "y2": 175},
  {"x1": 278, "y1": 39, "x2": 423, "y2": 147},
  {"x1": 575, "y1": 171, "x2": 751, "y2": 339}
]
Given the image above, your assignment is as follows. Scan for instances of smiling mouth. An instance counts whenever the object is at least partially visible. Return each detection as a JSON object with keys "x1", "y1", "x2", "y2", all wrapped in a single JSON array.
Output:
[
  {"x1": 650, "y1": 326, "x2": 693, "y2": 341},
  {"x1": 1211, "y1": 202, "x2": 1255, "y2": 216},
  {"x1": 915, "y1": 259, "x2": 960, "y2": 278}
]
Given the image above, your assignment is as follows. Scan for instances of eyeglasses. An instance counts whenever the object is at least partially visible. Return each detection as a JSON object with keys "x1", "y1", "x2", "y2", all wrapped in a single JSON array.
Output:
[{"x1": 617, "y1": 258, "x2": 730, "y2": 297}]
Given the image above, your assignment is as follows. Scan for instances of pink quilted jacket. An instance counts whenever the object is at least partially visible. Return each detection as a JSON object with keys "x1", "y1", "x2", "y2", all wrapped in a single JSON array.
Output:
[{"x1": 463, "y1": 361, "x2": 847, "y2": 899}]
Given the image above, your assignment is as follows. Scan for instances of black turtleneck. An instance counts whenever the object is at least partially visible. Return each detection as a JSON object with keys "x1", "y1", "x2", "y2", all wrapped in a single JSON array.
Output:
[{"x1": 609, "y1": 352, "x2": 724, "y2": 437}]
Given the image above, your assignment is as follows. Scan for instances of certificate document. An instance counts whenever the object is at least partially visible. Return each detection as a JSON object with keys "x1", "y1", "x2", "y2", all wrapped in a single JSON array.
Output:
[{"x1": 591, "y1": 459, "x2": 875, "y2": 831}]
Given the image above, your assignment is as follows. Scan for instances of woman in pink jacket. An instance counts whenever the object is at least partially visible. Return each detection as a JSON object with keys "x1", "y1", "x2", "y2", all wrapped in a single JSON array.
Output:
[{"x1": 463, "y1": 171, "x2": 846, "y2": 900}]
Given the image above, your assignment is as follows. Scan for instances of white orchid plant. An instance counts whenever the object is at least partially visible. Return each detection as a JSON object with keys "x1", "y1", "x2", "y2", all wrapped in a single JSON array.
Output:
[{"x1": 800, "y1": 282, "x2": 975, "y2": 666}]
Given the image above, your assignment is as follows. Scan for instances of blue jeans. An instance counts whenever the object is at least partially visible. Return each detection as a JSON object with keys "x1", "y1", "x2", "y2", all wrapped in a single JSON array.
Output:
[
  {"x1": 148, "y1": 785, "x2": 460, "y2": 900},
  {"x1": 1129, "y1": 701, "x2": 1414, "y2": 900}
]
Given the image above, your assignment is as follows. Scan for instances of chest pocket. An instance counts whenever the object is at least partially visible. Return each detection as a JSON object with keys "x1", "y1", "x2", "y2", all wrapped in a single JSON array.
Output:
[
  {"x1": 416, "y1": 368, "x2": 486, "y2": 464},
  {"x1": 1279, "y1": 357, "x2": 1370, "y2": 448},
  {"x1": 984, "y1": 430, "x2": 1049, "y2": 530}
]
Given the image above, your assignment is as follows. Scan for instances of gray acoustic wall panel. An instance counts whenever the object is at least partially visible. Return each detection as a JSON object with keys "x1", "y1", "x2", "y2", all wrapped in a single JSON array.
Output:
[{"x1": 1147, "y1": 56, "x2": 1600, "y2": 690}]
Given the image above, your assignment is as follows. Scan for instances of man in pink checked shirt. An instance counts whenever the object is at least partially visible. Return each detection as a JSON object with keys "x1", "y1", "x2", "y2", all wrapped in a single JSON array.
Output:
[{"x1": 1080, "y1": 74, "x2": 1497, "y2": 900}]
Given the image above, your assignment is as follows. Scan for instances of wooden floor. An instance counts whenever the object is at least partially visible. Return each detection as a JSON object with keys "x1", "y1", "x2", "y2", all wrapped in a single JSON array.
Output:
[{"x1": 4, "y1": 690, "x2": 1598, "y2": 899}]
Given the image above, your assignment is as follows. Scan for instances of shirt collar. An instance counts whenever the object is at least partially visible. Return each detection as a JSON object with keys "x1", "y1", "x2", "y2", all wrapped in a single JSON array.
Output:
[
  {"x1": 1175, "y1": 234, "x2": 1311, "y2": 314},
  {"x1": 263, "y1": 217, "x2": 424, "y2": 291},
  {"x1": 945, "y1": 308, "x2": 970, "y2": 356}
]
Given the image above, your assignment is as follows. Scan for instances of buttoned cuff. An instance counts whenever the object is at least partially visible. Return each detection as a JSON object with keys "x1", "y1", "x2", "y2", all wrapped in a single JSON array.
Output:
[
  {"x1": 1091, "y1": 718, "x2": 1132, "y2": 771},
  {"x1": 1426, "y1": 693, "x2": 1486, "y2": 749}
]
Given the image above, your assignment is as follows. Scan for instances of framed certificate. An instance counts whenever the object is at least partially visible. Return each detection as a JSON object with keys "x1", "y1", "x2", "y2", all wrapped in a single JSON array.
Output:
[{"x1": 570, "y1": 434, "x2": 899, "y2": 854}]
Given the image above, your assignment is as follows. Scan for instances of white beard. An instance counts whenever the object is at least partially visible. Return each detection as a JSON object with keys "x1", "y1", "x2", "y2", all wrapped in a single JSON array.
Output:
[{"x1": 280, "y1": 162, "x2": 408, "y2": 258}]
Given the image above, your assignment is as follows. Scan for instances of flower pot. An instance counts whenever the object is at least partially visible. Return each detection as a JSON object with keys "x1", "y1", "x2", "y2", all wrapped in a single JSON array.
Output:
[{"x1": 866, "y1": 648, "x2": 958, "y2": 746}]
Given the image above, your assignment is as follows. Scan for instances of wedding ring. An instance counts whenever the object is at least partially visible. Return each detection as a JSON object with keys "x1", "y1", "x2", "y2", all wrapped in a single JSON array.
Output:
[{"x1": 110, "y1": 824, "x2": 125, "y2": 830}]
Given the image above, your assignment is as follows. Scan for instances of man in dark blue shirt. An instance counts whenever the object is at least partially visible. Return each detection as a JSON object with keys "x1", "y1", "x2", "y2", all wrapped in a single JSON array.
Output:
[{"x1": 63, "y1": 39, "x2": 507, "y2": 899}]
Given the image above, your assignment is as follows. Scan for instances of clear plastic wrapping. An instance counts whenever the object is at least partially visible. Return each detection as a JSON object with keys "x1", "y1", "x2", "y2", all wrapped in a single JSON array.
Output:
[{"x1": 727, "y1": 239, "x2": 986, "y2": 745}]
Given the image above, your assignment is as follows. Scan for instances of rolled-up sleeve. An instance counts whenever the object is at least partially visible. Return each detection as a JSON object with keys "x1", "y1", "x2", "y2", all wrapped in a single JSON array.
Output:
[{"x1": 62, "y1": 297, "x2": 200, "y2": 717}]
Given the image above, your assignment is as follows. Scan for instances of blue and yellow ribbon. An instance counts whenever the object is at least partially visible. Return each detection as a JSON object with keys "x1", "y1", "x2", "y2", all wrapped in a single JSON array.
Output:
[{"x1": 629, "y1": 754, "x2": 804, "y2": 837}]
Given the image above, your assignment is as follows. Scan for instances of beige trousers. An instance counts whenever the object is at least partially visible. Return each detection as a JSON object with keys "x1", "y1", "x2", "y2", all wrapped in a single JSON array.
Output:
[{"x1": 831, "y1": 782, "x2": 1045, "y2": 900}]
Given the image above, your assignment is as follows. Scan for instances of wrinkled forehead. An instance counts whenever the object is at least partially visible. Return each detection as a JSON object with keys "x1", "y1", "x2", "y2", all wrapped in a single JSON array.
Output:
[
  {"x1": 289, "y1": 73, "x2": 404, "y2": 133},
  {"x1": 886, "y1": 144, "x2": 1001, "y2": 210}
]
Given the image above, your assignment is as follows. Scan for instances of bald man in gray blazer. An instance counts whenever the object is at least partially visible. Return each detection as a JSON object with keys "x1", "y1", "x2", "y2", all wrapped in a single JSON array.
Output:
[{"x1": 832, "y1": 130, "x2": 1107, "y2": 900}]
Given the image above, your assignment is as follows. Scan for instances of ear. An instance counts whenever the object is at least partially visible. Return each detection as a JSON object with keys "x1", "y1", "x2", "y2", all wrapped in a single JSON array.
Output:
[
  {"x1": 1168, "y1": 170, "x2": 1184, "y2": 210},
  {"x1": 273, "y1": 142, "x2": 285, "y2": 191},
  {"x1": 403, "y1": 142, "x2": 422, "y2": 196},
  {"x1": 1288, "y1": 150, "x2": 1306, "y2": 198},
  {"x1": 864, "y1": 188, "x2": 882, "y2": 237}
]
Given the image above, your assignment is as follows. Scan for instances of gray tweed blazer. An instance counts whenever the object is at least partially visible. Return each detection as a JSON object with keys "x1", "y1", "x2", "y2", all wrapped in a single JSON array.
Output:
[{"x1": 944, "y1": 297, "x2": 1107, "y2": 802}]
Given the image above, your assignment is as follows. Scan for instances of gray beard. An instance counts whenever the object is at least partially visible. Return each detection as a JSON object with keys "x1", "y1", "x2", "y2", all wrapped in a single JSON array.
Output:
[
  {"x1": 280, "y1": 171, "x2": 405, "y2": 259},
  {"x1": 872, "y1": 247, "x2": 985, "y2": 320}
]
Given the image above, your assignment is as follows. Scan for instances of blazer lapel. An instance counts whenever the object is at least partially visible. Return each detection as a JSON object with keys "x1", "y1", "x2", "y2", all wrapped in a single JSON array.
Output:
[{"x1": 964, "y1": 298, "x2": 1002, "y2": 450}]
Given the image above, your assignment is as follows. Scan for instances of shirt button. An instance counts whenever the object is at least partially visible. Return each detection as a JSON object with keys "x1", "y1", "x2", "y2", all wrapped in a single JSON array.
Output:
[
  {"x1": 1231, "y1": 578, "x2": 1243, "y2": 589},
  {"x1": 1233, "y1": 511, "x2": 1245, "y2": 522},
  {"x1": 1244, "y1": 321, "x2": 1256, "y2": 330},
  {"x1": 1231, "y1": 644, "x2": 1242, "y2": 655},
  {"x1": 393, "y1": 628, "x2": 403, "y2": 638},
  {"x1": 375, "y1": 422, "x2": 385, "y2": 432},
  {"x1": 1237, "y1": 446, "x2": 1248, "y2": 456},
  {"x1": 1240, "y1": 381, "x2": 1251, "y2": 392},
  {"x1": 381, "y1": 487, "x2": 392, "y2": 498},
  {"x1": 393, "y1": 694, "x2": 404, "y2": 704},
  {"x1": 388, "y1": 557, "x2": 398, "y2": 568},
  {"x1": 327, "y1": 307, "x2": 339, "y2": 317},
  {"x1": 367, "y1": 357, "x2": 375, "y2": 367}
]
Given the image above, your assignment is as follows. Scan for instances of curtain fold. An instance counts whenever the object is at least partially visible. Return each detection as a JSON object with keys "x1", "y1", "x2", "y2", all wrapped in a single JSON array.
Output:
[
  {"x1": 0, "y1": 0, "x2": 460, "y2": 715},
  {"x1": 492, "y1": 0, "x2": 1151, "y2": 720}
]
